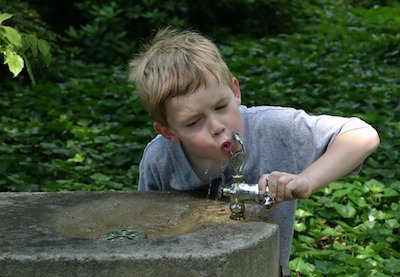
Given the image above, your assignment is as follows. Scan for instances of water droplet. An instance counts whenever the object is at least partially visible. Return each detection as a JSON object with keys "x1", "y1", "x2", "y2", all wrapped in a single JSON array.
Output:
[
  {"x1": 206, "y1": 178, "x2": 212, "y2": 199},
  {"x1": 204, "y1": 161, "x2": 210, "y2": 176}
]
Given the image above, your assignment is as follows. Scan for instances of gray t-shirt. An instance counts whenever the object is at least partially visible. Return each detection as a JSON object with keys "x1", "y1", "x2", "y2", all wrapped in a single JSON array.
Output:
[{"x1": 138, "y1": 105, "x2": 371, "y2": 267}]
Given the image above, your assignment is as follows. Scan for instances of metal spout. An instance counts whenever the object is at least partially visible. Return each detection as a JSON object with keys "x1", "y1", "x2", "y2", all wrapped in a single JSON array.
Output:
[{"x1": 221, "y1": 132, "x2": 275, "y2": 219}]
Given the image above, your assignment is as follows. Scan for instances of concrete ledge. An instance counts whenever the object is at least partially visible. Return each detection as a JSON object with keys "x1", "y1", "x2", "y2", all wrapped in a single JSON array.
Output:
[{"x1": 0, "y1": 192, "x2": 280, "y2": 276}]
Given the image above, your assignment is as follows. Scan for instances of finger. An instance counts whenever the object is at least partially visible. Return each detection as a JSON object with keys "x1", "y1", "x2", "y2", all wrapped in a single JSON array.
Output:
[
  {"x1": 268, "y1": 171, "x2": 283, "y2": 199},
  {"x1": 258, "y1": 174, "x2": 269, "y2": 195},
  {"x1": 276, "y1": 175, "x2": 293, "y2": 202},
  {"x1": 284, "y1": 179, "x2": 296, "y2": 200}
]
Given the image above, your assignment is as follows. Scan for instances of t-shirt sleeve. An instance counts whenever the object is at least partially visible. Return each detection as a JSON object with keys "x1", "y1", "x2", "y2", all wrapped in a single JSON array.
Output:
[
  {"x1": 138, "y1": 145, "x2": 162, "y2": 191},
  {"x1": 291, "y1": 109, "x2": 371, "y2": 174}
]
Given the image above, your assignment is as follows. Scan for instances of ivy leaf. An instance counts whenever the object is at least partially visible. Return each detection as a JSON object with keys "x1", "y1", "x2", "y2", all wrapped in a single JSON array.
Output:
[
  {"x1": 296, "y1": 208, "x2": 313, "y2": 217},
  {"x1": 384, "y1": 257, "x2": 400, "y2": 274},
  {"x1": 333, "y1": 203, "x2": 356, "y2": 218},
  {"x1": 90, "y1": 173, "x2": 111, "y2": 182},
  {"x1": 68, "y1": 153, "x2": 85, "y2": 163},
  {"x1": 385, "y1": 219, "x2": 399, "y2": 229},
  {"x1": 314, "y1": 260, "x2": 344, "y2": 275},
  {"x1": 294, "y1": 221, "x2": 307, "y2": 232},
  {"x1": 289, "y1": 257, "x2": 315, "y2": 275},
  {"x1": 383, "y1": 187, "x2": 399, "y2": 197},
  {"x1": 365, "y1": 179, "x2": 385, "y2": 194},
  {"x1": 348, "y1": 194, "x2": 367, "y2": 208},
  {"x1": 110, "y1": 154, "x2": 131, "y2": 166}
]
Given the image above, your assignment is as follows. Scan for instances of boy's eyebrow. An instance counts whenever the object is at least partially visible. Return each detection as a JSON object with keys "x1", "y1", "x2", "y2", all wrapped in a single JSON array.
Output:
[
  {"x1": 176, "y1": 91, "x2": 231, "y2": 123},
  {"x1": 214, "y1": 92, "x2": 230, "y2": 104},
  {"x1": 175, "y1": 109, "x2": 200, "y2": 124}
]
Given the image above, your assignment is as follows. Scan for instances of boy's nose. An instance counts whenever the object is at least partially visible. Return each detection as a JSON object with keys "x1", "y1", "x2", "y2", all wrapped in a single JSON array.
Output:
[{"x1": 209, "y1": 117, "x2": 225, "y2": 136}]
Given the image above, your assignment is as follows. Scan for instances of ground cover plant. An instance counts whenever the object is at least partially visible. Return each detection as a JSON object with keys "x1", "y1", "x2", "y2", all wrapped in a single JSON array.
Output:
[{"x1": 0, "y1": 0, "x2": 399, "y2": 275}]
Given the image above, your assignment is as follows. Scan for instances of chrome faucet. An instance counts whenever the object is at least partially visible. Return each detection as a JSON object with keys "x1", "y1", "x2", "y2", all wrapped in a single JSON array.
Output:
[{"x1": 221, "y1": 132, "x2": 275, "y2": 220}]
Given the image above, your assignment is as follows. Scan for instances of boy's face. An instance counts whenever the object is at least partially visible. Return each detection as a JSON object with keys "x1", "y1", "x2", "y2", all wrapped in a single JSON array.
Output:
[{"x1": 155, "y1": 75, "x2": 244, "y2": 163}]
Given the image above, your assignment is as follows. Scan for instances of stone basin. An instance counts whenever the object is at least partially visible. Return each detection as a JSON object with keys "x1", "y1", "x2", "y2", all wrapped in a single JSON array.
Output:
[{"x1": 0, "y1": 191, "x2": 280, "y2": 276}]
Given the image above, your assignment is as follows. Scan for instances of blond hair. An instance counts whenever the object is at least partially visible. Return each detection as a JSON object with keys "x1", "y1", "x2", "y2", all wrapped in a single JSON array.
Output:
[{"x1": 128, "y1": 27, "x2": 234, "y2": 126}]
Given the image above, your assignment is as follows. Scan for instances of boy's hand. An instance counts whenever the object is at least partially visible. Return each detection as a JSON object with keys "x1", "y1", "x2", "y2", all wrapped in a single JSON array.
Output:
[{"x1": 258, "y1": 171, "x2": 315, "y2": 203}]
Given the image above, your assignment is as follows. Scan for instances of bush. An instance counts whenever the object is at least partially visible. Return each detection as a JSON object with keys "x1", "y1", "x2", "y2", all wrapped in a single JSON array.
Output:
[
  {"x1": 0, "y1": 59, "x2": 153, "y2": 191},
  {"x1": 29, "y1": 0, "x2": 306, "y2": 64}
]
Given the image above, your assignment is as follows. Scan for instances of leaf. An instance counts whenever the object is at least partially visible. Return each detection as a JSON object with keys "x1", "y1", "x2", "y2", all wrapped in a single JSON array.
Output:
[
  {"x1": 110, "y1": 154, "x2": 131, "y2": 166},
  {"x1": 320, "y1": 226, "x2": 342, "y2": 237},
  {"x1": 294, "y1": 221, "x2": 307, "y2": 232},
  {"x1": 298, "y1": 235, "x2": 316, "y2": 244},
  {"x1": 333, "y1": 203, "x2": 356, "y2": 218},
  {"x1": 314, "y1": 260, "x2": 344, "y2": 274},
  {"x1": 383, "y1": 187, "x2": 399, "y2": 197},
  {"x1": 331, "y1": 187, "x2": 352, "y2": 200},
  {"x1": 384, "y1": 257, "x2": 400, "y2": 274},
  {"x1": 348, "y1": 194, "x2": 367, "y2": 208},
  {"x1": 289, "y1": 257, "x2": 315, "y2": 275},
  {"x1": 25, "y1": 34, "x2": 38, "y2": 57},
  {"x1": 90, "y1": 173, "x2": 111, "y2": 182},
  {"x1": 370, "y1": 243, "x2": 389, "y2": 253},
  {"x1": 68, "y1": 153, "x2": 85, "y2": 163},
  {"x1": 373, "y1": 210, "x2": 386, "y2": 221},
  {"x1": 390, "y1": 181, "x2": 400, "y2": 191},
  {"x1": 3, "y1": 49, "x2": 24, "y2": 77},
  {"x1": 365, "y1": 179, "x2": 385, "y2": 194},
  {"x1": 1, "y1": 26, "x2": 22, "y2": 46},
  {"x1": 37, "y1": 39, "x2": 51, "y2": 65},
  {"x1": 0, "y1": 13, "x2": 13, "y2": 25},
  {"x1": 385, "y1": 219, "x2": 399, "y2": 229},
  {"x1": 296, "y1": 208, "x2": 313, "y2": 217}
]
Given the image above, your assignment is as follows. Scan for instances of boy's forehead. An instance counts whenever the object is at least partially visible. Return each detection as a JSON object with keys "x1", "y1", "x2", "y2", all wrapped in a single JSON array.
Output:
[{"x1": 166, "y1": 86, "x2": 230, "y2": 113}]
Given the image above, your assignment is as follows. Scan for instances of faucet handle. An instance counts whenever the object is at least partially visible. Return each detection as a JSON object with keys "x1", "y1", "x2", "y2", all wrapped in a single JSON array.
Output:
[
  {"x1": 258, "y1": 186, "x2": 275, "y2": 209},
  {"x1": 260, "y1": 195, "x2": 275, "y2": 209}
]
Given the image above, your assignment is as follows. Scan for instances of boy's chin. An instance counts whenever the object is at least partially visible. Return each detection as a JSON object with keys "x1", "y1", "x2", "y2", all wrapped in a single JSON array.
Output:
[{"x1": 212, "y1": 152, "x2": 231, "y2": 163}]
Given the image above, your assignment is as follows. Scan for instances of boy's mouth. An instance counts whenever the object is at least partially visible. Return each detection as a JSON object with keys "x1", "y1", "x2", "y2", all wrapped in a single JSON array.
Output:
[{"x1": 221, "y1": 139, "x2": 234, "y2": 153}]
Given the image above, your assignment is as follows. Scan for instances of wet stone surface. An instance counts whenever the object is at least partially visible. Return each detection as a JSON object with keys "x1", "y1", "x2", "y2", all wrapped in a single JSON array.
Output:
[{"x1": 0, "y1": 191, "x2": 280, "y2": 277}]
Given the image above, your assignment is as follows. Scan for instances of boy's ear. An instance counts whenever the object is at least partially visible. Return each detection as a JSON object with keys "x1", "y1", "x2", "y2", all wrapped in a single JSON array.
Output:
[
  {"x1": 153, "y1": 122, "x2": 180, "y2": 143},
  {"x1": 232, "y1": 77, "x2": 242, "y2": 105}
]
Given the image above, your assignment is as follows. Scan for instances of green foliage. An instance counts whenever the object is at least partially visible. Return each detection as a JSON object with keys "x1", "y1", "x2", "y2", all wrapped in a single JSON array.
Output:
[
  {"x1": 0, "y1": 60, "x2": 154, "y2": 191},
  {"x1": 0, "y1": 1, "x2": 54, "y2": 84},
  {"x1": 292, "y1": 179, "x2": 400, "y2": 275},
  {"x1": 44, "y1": 0, "x2": 305, "y2": 64}
]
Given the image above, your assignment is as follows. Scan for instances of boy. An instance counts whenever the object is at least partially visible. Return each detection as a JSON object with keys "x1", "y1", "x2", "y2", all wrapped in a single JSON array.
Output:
[{"x1": 128, "y1": 27, "x2": 379, "y2": 274}]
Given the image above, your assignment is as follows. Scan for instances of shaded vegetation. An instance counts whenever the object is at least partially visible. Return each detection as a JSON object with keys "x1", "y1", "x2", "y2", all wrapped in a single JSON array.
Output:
[{"x1": 0, "y1": 0, "x2": 399, "y2": 275}]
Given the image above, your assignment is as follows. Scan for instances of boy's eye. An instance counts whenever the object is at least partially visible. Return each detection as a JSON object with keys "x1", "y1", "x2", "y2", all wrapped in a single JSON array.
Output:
[
  {"x1": 186, "y1": 119, "x2": 198, "y2": 127},
  {"x1": 216, "y1": 104, "x2": 227, "y2": 110}
]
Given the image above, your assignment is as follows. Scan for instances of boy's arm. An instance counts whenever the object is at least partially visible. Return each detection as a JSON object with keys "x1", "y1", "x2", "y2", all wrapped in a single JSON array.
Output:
[
  {"x1": 259, "y1": 126, "x2": 380, "y2": 202},
  {"x1": 299, "y1": 126, "x2": 379, "y2": 194}
]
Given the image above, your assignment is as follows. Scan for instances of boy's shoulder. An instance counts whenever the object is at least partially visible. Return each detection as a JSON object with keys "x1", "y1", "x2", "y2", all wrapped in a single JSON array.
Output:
[
  {"x1": 141, "y1": 134, "x2": 170, "y2": 162},
  {"x1": 242, "y1": 105, "x2": 298, "y2": 118},
  {"x1": 241, "y1": 105, "x2": 301, "y2": 128}
]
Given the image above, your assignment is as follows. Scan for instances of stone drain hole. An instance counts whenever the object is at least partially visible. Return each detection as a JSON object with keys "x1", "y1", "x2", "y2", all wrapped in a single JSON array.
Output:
[{"x1": 100, "y1": 229, "x2": 148, "y2": 241}]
